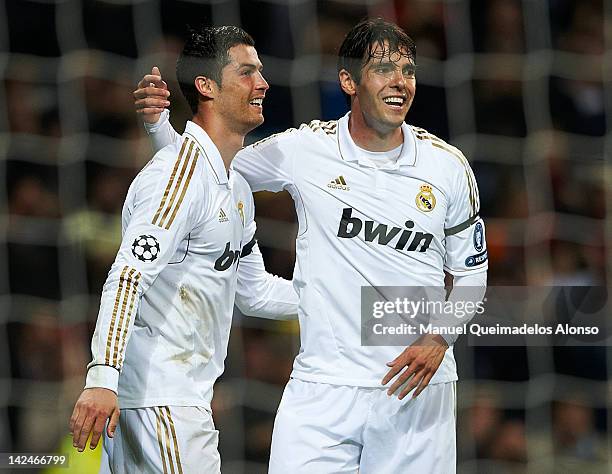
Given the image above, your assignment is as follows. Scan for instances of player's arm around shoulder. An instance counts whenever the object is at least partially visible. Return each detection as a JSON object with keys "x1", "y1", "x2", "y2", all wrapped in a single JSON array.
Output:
[
  {"x1": 233, "y1": 177, "x2": 299, "y2": 319},
  {"x1": 233, "y1": 125, "x2": 307, "y2": 193},
  {"x1": 134, "y1": 67, "x2": 181, "y2": 153}
]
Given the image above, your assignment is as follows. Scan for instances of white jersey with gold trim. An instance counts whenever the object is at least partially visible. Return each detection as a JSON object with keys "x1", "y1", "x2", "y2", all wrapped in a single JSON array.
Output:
[
  {"x1": 146, "y1": 111, "x2": 487, "y2": 387},
  {"x1": 85, "y1": 121, "x2": 297, "y2": 409}
]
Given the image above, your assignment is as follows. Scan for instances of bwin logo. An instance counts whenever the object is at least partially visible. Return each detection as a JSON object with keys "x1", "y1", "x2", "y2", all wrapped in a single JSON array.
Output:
[
  {"x1": 214, "y1": 242, "x2": 241, "y2": 271},
  {"x1": 337, "y1": 208, "x2": 433, "y2": 252}
]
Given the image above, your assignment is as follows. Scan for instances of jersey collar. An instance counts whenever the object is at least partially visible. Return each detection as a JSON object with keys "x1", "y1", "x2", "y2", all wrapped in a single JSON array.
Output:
[
  {"x1": 183, "y1": 121, "x2": 229, "y2": 186},
  {"x1": 337, "y1": 112, "x2": 418, "y2": 169}
]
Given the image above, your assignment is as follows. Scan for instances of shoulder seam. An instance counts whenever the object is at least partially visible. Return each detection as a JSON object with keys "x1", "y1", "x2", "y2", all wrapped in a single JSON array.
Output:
[
  {"x1": 251, "y1": 127, "x2": 299, "y2": 148},
  {"x1": 301, "y1": 119, "x2": 338, "y2": 136}
]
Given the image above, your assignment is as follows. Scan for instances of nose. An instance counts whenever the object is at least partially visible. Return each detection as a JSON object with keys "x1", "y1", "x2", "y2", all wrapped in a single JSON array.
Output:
[
  {"x1": 256, "y1": 71, "x2": 269, "y2": 92},
  {"x1": 389, "y1": 69, "x2": 406, "y2": 90}
]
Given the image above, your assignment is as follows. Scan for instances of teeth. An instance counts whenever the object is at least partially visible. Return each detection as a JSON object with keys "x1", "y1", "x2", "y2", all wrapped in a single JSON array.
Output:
[
  {"x1": 250, "y1": 98, "x2": 263, "y2": 106},
  {"x1": 383, "y1": 97, "x2": 404, "y2": 105}
]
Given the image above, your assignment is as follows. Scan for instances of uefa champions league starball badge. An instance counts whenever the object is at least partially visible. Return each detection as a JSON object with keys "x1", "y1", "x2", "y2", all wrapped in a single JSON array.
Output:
[{"x1": 131, "y1": 235, "x2": 160, "y2": 262}]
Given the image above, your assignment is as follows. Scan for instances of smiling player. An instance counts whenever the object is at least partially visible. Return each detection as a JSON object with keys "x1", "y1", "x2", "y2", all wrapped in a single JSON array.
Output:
[
  {"x1": 138, "y1": 18, "x2": 487, "y2": 473},
  {"x1": 70, "y1": 26, "x2": 298, "y2": 474}
]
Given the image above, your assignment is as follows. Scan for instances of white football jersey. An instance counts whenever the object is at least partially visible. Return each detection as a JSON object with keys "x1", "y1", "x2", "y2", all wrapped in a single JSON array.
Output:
[
  {"x1": 86, "y1": 121, "x2": 297, "y2": 409},
  {"x1": 147, "y1": 112, "x2": 487, "y2": 386}
]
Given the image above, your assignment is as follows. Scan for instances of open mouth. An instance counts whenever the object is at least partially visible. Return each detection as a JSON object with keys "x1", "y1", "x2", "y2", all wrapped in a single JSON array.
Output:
[
  {"x1": 249, "y1": 97, "x2": 264, "y2": 108},
  {"x1": 382, "y1": 96, "x2": 406, "y2": 109}
]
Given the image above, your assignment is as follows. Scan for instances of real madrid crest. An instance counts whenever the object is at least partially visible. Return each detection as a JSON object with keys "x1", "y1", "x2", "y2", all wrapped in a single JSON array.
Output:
[
  {"x1": 415, "y1": 184, "x2": 436, "y2": 212},
  {"x1": 237, "y1": 200, "x2": 245, "y2": 226}
]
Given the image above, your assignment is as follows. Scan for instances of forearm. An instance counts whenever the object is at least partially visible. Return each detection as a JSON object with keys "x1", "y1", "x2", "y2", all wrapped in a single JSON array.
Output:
[
  {"x1": 235, "y1": 243, "x2": 298, "y2": 319},
  {"x1": 236, "y1": 274, "x2": 298, "y2": 320},
  {"x1": 439, "y1": 270, "x2": 487, "y2": 346},
  {"x1": 85, "y1": 264, "x2": 143, "y2": 393},
  {"x1": 143, "y1": 109, "x2": 181, "y2": 153}
]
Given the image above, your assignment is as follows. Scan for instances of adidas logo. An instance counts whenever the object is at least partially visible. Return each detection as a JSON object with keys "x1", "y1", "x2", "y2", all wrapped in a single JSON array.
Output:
[
  {"x1": 218, "y1": 208, "x2": 229, "y2": 222},
  {"x1": 327, "y1": 175, "x2": 350, "y2": 191}
]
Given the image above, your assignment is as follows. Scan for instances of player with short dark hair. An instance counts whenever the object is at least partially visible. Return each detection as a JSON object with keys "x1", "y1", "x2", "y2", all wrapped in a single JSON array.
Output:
[
  {"x1": 138, "y1": 17, "x2": 487, "y2": 473},
  {"x1": 176, "y1": 25, "x2": 255, "y2": 114},
  {"x1": 70, "y1": 25, "x2": 297, "y2": 474}
]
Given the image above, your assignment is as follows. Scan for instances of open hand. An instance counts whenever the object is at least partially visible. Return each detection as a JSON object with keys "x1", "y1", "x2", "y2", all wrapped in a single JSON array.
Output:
[{"x1": 381, "y1": 334, "x2": 448, "y2": 400}]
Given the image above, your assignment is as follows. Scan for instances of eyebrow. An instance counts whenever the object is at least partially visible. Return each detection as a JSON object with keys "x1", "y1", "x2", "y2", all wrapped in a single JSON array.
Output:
[
  {"x1": 368, "y1": 60, "x2": 415, "y2": 70},
  {"x1": 237, "y1": 62, "x2": 264, "y2": 71},
  {"x1": 369, "y1": 60, "x2": 394, "y2": 67}
]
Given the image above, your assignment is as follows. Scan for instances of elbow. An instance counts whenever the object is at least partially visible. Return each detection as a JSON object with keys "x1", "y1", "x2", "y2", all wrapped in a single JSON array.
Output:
[{"x1": 235, "y1": 297, "x2": 265, "y2": 317}]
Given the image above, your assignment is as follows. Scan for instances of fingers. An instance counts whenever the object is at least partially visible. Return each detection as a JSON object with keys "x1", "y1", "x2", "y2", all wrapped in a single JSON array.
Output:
[
  {"x1": 133, "y1": 87, "x2": 170, "y2": 101},
  {"x1": 69, "y1": 405, "x2": 79, "y2": 435},
  {"x1": 75, "y1": 414, "x2": 95, "y2": 452},
  {"x1": 398, "y1": 369, "x2": 425, "y2": 400},
  {"x1": 136, "y1": 66, "x2": 168, "y2": 91},
  {"x1": 413, "y1": 371, "x2": 435, "y2": 398},
  {"x1": 134, "y1": 96, "x2": 170, "y2": 109},
  {"x1": 107, "y1": 408, "x2": 120, "y2": 439},
  {"x1": 137, "y1": 74, "x2": 165, "y2": 90},
  {"x1": 150, "y1": 66, "x2": 166, "y2": 89},
  {"x1": 88, "y1": 415, "x2": 108, "y2": 450},
  {"x1": 382, "y1": 349, "x2": 413, "y2": 384},
  {"x1": 387, "y1": 360, "x2": 419, "y2": 395},
  {"x1": 71, "y1": 407, "x2": 86, "y2": 448},
  {"x1": 381, "y1": 362, "x2": 404, "y2": 386},
  {"x1": 134, "y1": 67, "x2": 170, "y2": 124}
]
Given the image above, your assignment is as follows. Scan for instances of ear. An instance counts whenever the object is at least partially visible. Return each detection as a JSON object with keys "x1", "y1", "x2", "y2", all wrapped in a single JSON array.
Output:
[
  {"x1": 194, "y1": 76, "x2": 215, "y2": 99},
  {"x1": 338, "y1": 69, "x2": 357, "y2": 99}
]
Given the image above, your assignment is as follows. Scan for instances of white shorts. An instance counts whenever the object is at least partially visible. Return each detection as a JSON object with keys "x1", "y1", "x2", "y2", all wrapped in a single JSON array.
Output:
[
  {"x1": 269, "y1": 379, "x2": 456, "y2": 474},
  {"x1": 100, "y1": 406, "x2": 219, "y2": 474}
]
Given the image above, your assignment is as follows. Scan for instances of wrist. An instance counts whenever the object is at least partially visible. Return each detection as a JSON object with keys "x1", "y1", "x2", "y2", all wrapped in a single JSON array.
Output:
[
  {"x1": 143, "y1": 109, "x2": 168, "y2": 132},
  {"x1": 85, "y1": 365, "x2": 119, "y2": 394},
  {"x1": 427, "y1": 333, "x2": 450, "y2": 348}
]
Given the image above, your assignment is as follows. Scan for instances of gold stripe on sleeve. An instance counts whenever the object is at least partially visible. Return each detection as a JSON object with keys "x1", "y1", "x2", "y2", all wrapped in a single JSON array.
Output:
[
  {"x1": 111, "y1": 268, "x2": 137, "y2": 367},
  {"x1": 105, "y1": 266, "x2": 128, "y2": 365},
  {"x1": 413, "y1": 129, "x2": 479, "y2": 216},
  {"x1": 117, "y1": 271, "x2": 141, "y2": 368},
  {"x1": 156, "y1": 408, "x2": 169, "y2": 474},
  {"x1": 164, "y1": 407, "x2": 184, "y2": 474},
  {"x1": 163, "y1": 149, "x2": 200, "y2": 230},
  {"x1": 157, "y1": 141, "x2": 196, "y2": 229},
  {"x1": 152, "y1": 138, "x2": 190, "y2": 226},
  {"x1": 431, "y1": 142, "x2": 477, "y2": 216}
]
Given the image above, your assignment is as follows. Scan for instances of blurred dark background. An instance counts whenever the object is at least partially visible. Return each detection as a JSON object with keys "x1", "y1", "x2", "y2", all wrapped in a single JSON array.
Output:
[{"x1": 0, "y1": 0, "x2": 609, "y2": 472}]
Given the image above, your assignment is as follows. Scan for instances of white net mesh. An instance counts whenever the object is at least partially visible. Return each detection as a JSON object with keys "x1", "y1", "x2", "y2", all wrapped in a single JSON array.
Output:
[{"x1": 1, "y1": 0, "x2": 610, "y2": 472}]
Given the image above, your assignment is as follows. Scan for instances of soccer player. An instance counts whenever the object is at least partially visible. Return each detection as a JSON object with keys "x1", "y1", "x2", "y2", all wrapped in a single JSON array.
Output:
[
  {"x1": 70, "y1": 26, "x2": 298, "y2": 474},
  {"x1": 137, "y1": 18, "x2": 487, "y2": 473}
]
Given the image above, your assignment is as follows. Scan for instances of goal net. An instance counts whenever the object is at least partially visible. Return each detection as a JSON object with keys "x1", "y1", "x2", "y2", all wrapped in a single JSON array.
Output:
[{"x1": 1, "y1": 0, "x2": 609, "y2": 472}]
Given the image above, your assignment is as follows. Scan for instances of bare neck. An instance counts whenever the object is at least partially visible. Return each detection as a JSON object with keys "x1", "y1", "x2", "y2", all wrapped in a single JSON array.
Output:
[
  {"x1": 192, "y1": 115, "x2": 244, "y2": 173},
  {"x1": 348, "y1": 110, "x2": 403, "y2": 152}
]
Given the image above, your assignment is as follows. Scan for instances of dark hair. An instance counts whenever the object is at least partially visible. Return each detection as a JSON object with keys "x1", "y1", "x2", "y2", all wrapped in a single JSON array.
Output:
[
  {"x1": 176, "y1": 25, "x2": 255, "y2": 114},
  {"x1": 337, "y1": 18, "x2": 416, "y2": 105}
]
